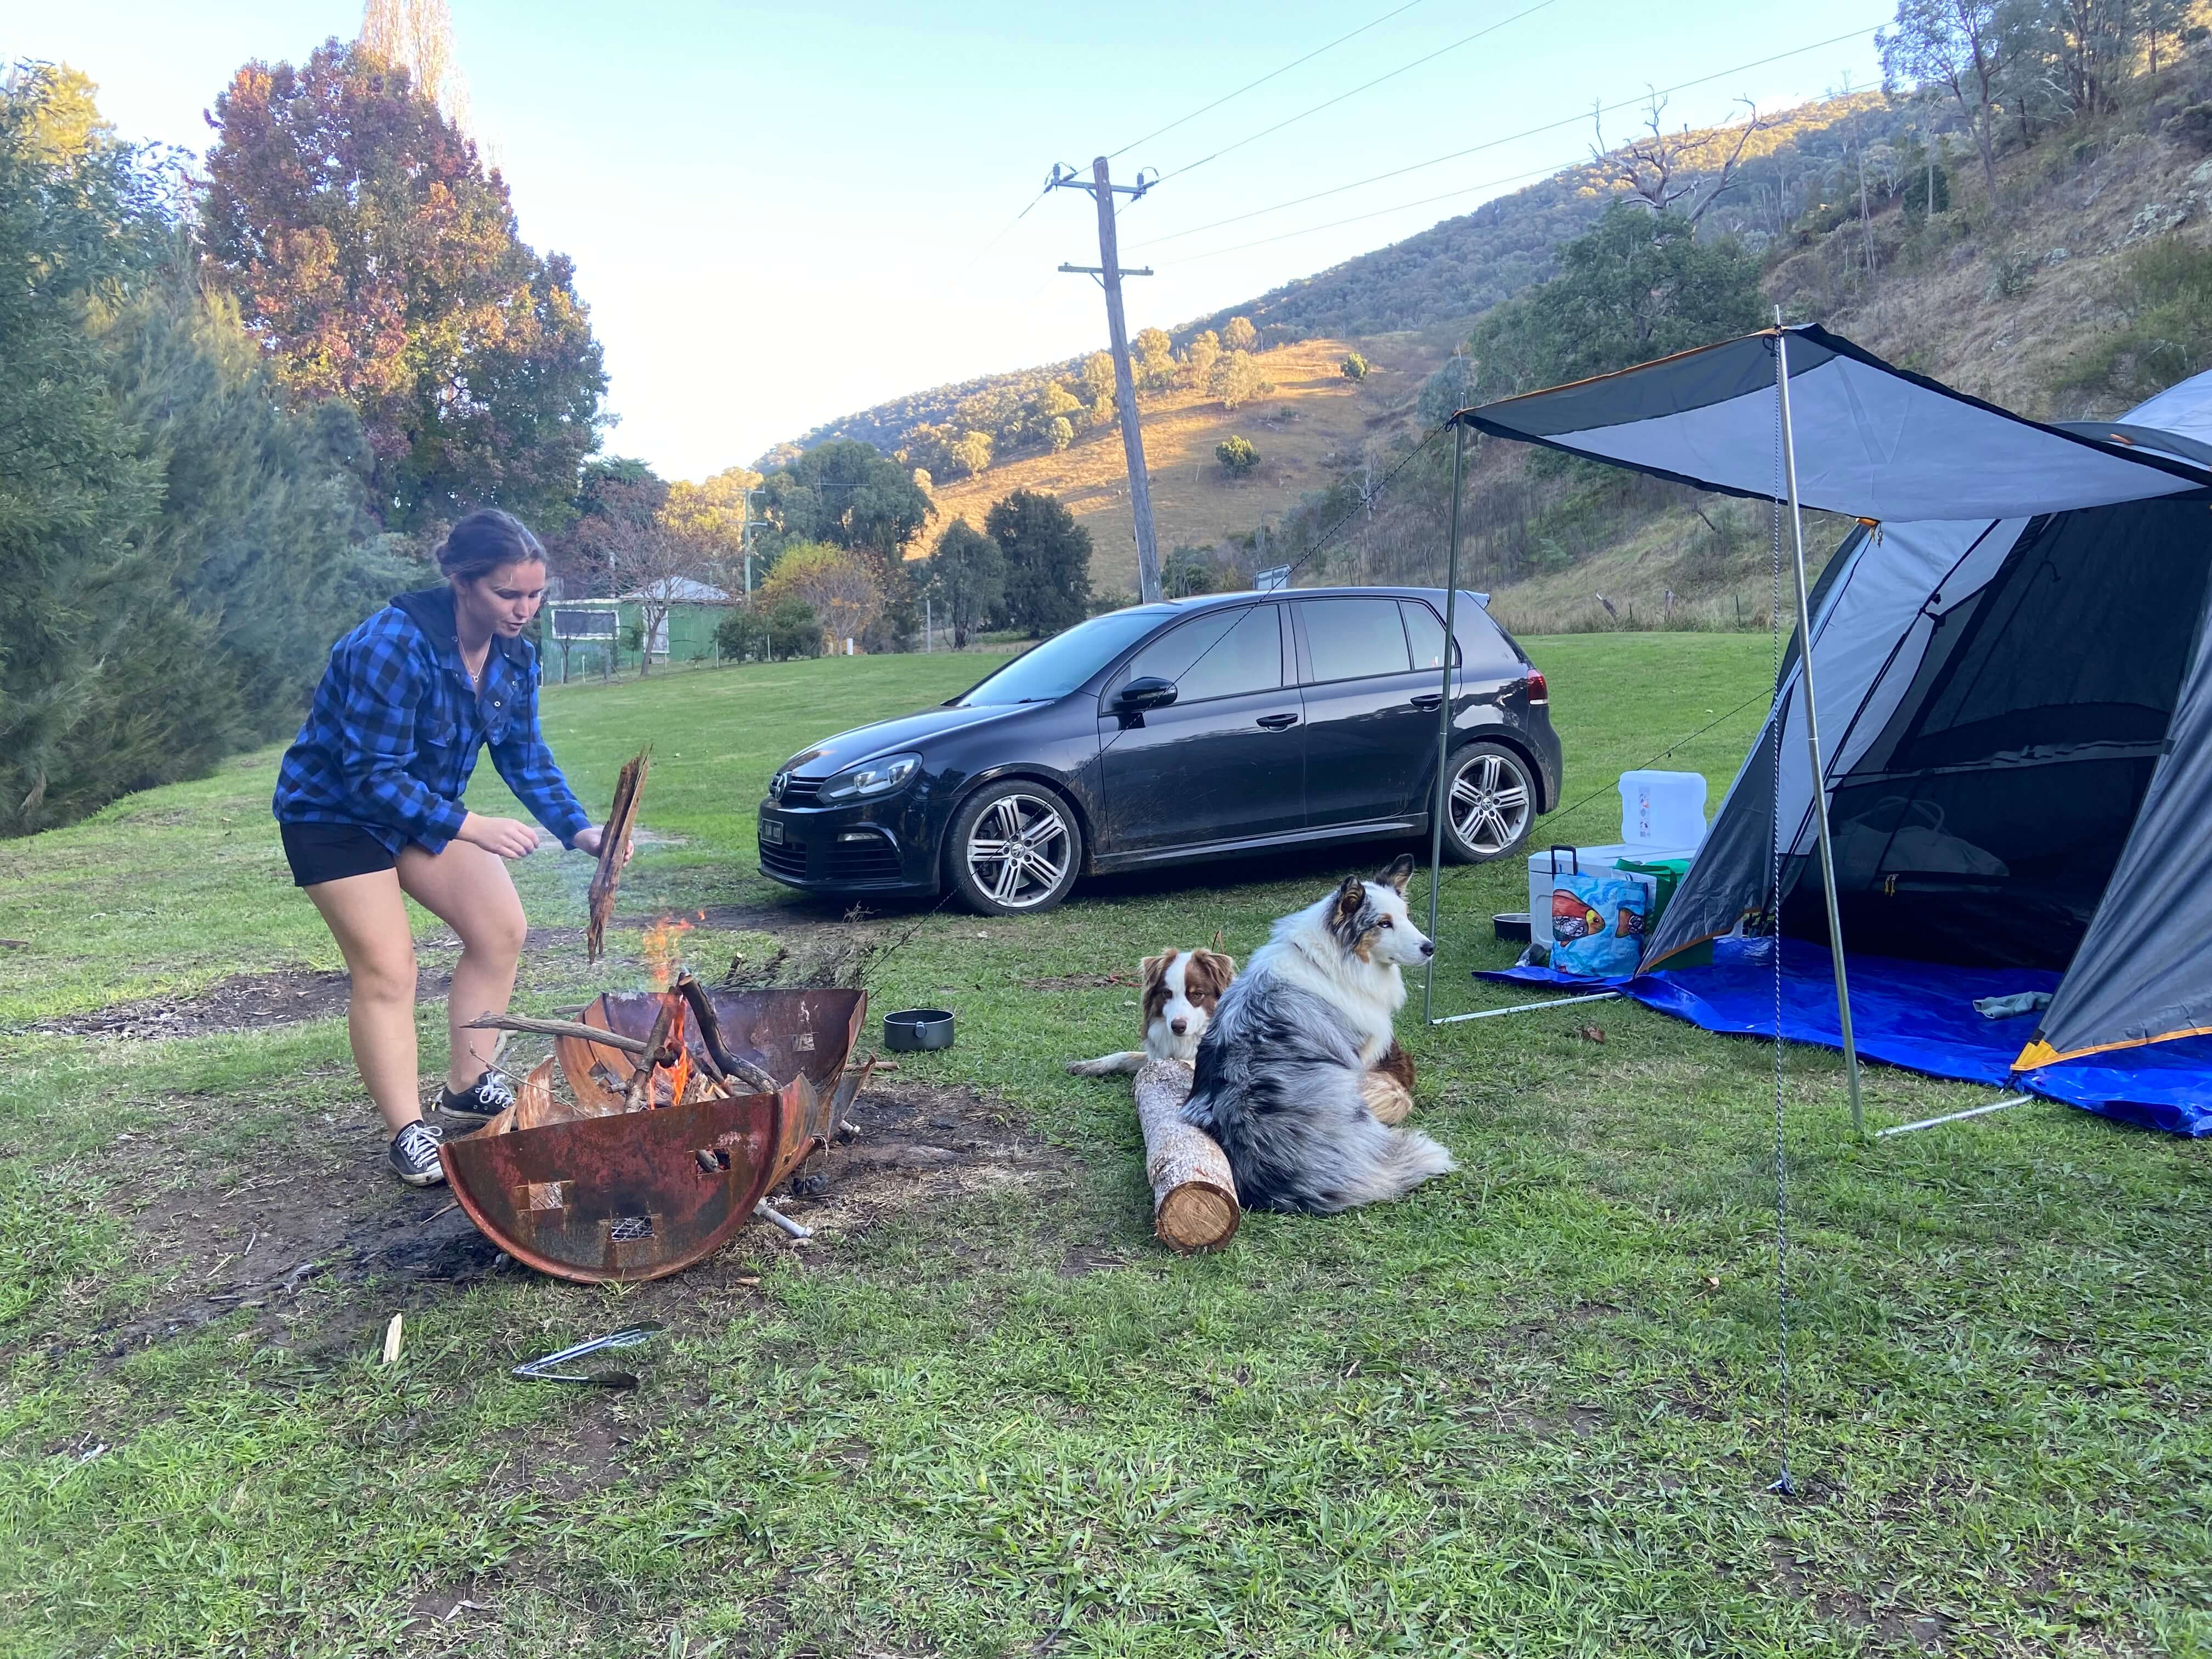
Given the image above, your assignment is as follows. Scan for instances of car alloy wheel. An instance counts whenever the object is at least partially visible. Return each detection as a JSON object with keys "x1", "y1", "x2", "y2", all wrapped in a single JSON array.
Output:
[
  {"x1": 1444, "y1": 743, "x2": 1534, "y2": 861},
  {"x1": 960, "y1": 789, "x2": 1076, "y2": 912}
]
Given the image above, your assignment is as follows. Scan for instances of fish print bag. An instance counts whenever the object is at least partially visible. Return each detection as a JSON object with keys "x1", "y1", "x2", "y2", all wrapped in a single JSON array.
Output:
[{"x1": 1544, "y1": 848, "x2": 1649, "y2": 978}]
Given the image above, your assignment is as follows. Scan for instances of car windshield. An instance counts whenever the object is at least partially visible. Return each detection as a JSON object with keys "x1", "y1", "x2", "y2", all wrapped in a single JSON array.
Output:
[{"x1": 953, "y1": 610, "x2": 1168, "y2": 706}]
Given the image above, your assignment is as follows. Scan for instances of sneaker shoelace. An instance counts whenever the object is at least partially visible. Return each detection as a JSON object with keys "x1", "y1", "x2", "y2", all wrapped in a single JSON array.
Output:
[
  {"x1": 467, "y1": 1069, "x2": 516, "y2": 1110},
  {"x1": 395, "y1": 1120, "x2": 445, "y2": 1165}
]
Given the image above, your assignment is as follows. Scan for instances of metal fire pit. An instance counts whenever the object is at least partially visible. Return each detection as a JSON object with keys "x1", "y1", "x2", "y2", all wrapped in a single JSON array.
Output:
[{"x1": 441, "y1": 986, "x2": 870, "y2": 1284}]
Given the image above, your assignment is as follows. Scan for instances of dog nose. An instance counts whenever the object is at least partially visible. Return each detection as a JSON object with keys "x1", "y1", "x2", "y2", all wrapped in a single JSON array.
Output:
[
  {"x1": 1420, "y1": 939, "x2": 1436, "y2": 958},
  {"x1": 1171, "y1": 1018, "x2": 1188, "y2": 1034}
]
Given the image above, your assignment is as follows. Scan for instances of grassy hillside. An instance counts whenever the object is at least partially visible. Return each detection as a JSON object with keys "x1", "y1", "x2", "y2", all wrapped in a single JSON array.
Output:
[{"x1": 918, "y1": 330, "x2": 1452, "y2": 596}]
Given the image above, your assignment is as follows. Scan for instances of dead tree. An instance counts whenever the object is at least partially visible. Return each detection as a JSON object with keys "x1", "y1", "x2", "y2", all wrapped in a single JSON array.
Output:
[{"x1": 1592, "y1": 92, "x2": 1763, "y2": 233}]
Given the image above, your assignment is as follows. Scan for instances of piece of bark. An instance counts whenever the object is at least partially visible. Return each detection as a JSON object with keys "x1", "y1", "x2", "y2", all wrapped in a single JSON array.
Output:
[
  {"x1": 586, "y1": 747, "x2": 651, "y2": 964},
  {"x1": 511, "y1": 1057, "x2": 562, "y2": 1132},
  {"x1": 1132, "y1": 1059, "x2": 1240, "y2": 1253},
  {"x1": 466, "y1": 1013, "x2": 649, "y2": 1056}
]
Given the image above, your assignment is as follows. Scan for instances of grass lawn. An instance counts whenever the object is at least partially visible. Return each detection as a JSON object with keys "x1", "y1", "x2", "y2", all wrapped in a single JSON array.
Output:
[{"x1": 2, "y1": 635, "x2": 2208, "y2": 1657}]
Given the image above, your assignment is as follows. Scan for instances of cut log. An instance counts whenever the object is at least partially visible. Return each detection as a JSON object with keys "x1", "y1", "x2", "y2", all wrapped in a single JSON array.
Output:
[
  {"x1": 586, "y1": 747, "x2": 651, "y2": 964},
  {"x1": 1132, "y1": 1059, "x2": 1240, "y2": 1253}
]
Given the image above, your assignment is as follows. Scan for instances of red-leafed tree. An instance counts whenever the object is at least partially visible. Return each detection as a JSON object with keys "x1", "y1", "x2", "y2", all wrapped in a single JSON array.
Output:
[{"x1": 199, "y1": 38, "x2": 605, "y2": 532}]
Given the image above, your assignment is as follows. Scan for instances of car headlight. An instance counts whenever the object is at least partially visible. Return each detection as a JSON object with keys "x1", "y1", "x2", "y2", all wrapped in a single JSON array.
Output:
[{"x1": 818, "y1": 752, "x2": 921, "y2": 803}]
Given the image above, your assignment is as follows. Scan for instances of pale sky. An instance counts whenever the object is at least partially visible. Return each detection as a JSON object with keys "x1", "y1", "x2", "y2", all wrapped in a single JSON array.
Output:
[{"x1": 16, "y1": 2, "x2": 1886, "y2": 480}]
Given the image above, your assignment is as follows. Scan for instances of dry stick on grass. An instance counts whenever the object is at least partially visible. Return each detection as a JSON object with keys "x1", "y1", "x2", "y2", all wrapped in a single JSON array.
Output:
[
  {"x1": 586, "y1": 747, "x2": 651, "y2": 964},
  {"x1": 1132, "y1": 1059, "x2": 1241, "y2": 1253}
]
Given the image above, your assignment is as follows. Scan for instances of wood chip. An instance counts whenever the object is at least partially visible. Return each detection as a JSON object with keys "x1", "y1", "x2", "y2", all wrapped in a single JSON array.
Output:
[{"x1": 381, "y1": 1312, "x2": 404, "y2": 1366}]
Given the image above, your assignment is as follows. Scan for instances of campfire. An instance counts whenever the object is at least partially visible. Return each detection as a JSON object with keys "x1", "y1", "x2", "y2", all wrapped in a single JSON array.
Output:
[{"x1": 443, "y1": 980, "x2": 873, "y2": 1283}]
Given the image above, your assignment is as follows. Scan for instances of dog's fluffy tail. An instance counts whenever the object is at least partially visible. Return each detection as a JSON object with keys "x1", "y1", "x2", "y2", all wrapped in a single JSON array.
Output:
[{"x1": 1337, "y1": 1125, "x2": 1458, "y2": 1209}]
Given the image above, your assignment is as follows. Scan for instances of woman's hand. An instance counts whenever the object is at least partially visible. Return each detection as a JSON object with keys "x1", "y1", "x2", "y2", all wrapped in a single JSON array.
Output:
[
  {"x1": 572, "y1": 825, "x2": 633, "y2": 866},
  {"x1": 458, "y1": 811, "x2": 541, "y2": 860}
]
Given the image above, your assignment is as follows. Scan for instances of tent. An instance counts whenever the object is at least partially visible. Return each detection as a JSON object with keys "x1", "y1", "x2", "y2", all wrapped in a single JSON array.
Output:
[{"x1": 1455, "y1": 325, "x2": 2212, "y2": 1137}]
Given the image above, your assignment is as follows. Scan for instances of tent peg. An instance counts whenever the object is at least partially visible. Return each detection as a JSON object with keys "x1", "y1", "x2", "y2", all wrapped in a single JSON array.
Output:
[{"x1": 1875, "y1": 1093, "x2": 2034, "y2": 1138}]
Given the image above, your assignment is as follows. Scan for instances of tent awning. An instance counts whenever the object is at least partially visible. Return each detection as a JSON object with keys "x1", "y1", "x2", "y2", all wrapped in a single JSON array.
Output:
[{"x1": 1454, "y1": 325, "x2": 2212, "y2": 520}]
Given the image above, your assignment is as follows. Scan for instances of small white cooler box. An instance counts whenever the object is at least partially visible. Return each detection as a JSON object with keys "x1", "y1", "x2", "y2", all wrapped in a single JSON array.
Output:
[{"x1": 1528, "y1": 770, "x2": 1708, "y2": 946}]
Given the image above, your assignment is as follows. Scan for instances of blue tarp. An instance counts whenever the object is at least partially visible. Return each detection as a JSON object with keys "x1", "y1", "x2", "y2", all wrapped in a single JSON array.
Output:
[{"x1": 1481, "y1": 937, "x2": 2212, "y2": 1136}]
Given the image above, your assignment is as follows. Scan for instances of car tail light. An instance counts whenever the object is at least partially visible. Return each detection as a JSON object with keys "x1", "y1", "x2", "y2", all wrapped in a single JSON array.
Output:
[{"x1": 1525, "y1": 671, "x2": 1548, "y2": 706}]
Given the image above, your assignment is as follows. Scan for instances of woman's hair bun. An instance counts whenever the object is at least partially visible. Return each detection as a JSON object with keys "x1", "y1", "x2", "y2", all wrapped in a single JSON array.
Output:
[{"x1": 436, "y1": 509, "x2": 545, "y2": 583}]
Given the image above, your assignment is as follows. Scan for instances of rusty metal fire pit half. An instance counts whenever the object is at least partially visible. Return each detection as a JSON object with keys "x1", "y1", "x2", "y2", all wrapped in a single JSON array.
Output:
[
  {"x1": 554, "y1": 986, "x2": 868, "y2": 1192},
  {"x1": 441, "y1": 1084, "x2": 791, "y2": 1283},
  {"x1": 441, "y1": 987, "x2": 868, "y2": 1284}
]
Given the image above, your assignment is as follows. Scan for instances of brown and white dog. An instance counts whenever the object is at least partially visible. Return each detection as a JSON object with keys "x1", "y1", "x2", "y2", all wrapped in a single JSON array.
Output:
[{"x1": 1066, "y1": 947, "x2": 1237, "y2": 1075}]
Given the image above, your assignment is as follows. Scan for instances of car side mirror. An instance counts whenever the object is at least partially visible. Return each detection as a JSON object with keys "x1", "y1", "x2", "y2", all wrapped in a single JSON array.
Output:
[{"x1": 1116, "y1": 676, "x2": 1178, "y2": 712}]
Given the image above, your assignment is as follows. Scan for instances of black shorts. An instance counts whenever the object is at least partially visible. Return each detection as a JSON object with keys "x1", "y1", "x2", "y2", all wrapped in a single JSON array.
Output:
[{"x1": 280, "y1": 822, "x2": 398, "y2": 887}]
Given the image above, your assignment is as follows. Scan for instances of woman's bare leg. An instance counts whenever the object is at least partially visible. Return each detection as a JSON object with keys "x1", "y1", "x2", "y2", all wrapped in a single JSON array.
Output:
[
  {"x1": 397, "y1": 839, "x2": 528, "y2": 1093},
  {"x1": 304, "y1": 870, "x2": 422, "y2": 1133}
]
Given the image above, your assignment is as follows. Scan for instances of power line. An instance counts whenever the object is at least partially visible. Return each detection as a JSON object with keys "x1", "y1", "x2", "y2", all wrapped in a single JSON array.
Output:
[
  {"x1": 956, "y1": 180, "x2": 1054, "y2": 277},
  {"x1": 1160, "y1": 158, "x2": 1578, "y2": 265},
  {"x1": 1107, "y1": 0, "x2": 1435, "y2": 162},
  {"x1": 1156, "y1": 0, "x2": 1563, "y2": 184},
  {"x1": 1128, "y1": 23, "x2": 1882, "y2": 254}
]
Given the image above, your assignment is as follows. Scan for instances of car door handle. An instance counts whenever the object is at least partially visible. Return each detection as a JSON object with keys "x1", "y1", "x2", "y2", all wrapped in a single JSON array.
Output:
[
  {"x1": 1255, "y1": 712, "x2": 1300, "y2": 730},
  {"x1": 1409, "y1": 692, "x2": 1443, "y2": 711}
]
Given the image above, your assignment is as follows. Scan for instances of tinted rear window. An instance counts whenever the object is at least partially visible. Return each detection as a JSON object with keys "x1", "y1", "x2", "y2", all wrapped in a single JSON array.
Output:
[
  {"x1": 1400, "y1": 600, "x2": 1459, "y2": 670},
  {"x1": 1300, "y1": 598, "x2": 1412, "y2": 682}
]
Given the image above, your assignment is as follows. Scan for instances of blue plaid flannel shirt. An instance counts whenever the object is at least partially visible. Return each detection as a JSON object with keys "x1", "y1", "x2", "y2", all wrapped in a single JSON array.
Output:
[{"x1": 273, "y1": 587, "x2": 592, "y2": 856}]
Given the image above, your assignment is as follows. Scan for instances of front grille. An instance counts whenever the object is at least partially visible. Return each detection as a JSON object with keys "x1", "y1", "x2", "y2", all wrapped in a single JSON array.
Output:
[
  {"x1": 824, "y1": 834, "x2": 902, "y2": 883},
  {"x1": 759, "y1": 838, "x2": 808, "y2": 880},
  {"x1": 776, "y1": 776, "x2": 824, "y2": 806}
]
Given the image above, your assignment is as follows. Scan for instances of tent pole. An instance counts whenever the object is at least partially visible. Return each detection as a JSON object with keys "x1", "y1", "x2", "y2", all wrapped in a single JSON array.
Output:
[
  {"x1": 1424, "y1": 420, "x2": 1468, "y2": 1024},
  {"x1": 1774, "y1": 323, "x2": 1866, "y2": 1140}
]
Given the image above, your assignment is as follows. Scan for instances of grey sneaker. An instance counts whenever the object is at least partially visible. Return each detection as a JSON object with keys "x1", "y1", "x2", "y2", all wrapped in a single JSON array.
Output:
[
  {"x1": 389, "y1": 1119, "x2": 447, "y2": 1187},
  {"x1": 438, "y1": 1068, "x2": 515, "y2": 1126}
]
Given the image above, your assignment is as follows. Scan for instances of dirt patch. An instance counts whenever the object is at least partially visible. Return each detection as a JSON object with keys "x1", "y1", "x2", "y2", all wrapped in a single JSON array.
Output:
[
  {"x1": 87, "y1": 1119, "x2": 503, "y2": 1358},
  {"x1": 765, "y1": 1077, "x2": 1073, "y2": 1240},
  {"x1": 69, "y1": 1074, "x2": 1071, "y2": 1361},
  {"x1": 1024, "y1": 972, "x2": 1137, "y2": 991},
  {"x1": 31, "y1": 967, "x2": 457, "y2": 1041}
]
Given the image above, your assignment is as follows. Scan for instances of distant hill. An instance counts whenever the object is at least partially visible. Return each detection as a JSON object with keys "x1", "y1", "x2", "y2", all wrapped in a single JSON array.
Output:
[{"x1": 770, "y1": 92, "x2": 1905, "y2": 475}]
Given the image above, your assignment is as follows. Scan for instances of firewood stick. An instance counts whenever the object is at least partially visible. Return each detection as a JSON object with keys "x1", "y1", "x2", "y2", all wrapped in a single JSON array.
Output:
[
  {"x1": 674, "y1": 972, "x2": 780, "y2": 1094},
  {"x1": 466, "y1": 1013, "x2": 648, "y2": 1055},
  {"x1": 623, "y1": 997, "x2": 678, "y2": 1113},
  {"x1": 1132, "y1": 1059, "x2": 1240, "y2": 1253}
]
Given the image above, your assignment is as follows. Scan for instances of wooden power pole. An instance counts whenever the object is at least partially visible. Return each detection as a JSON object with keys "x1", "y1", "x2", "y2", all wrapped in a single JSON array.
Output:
[{"x1": 1052, "y1": 156, "x2": 1163, "y2": 605}]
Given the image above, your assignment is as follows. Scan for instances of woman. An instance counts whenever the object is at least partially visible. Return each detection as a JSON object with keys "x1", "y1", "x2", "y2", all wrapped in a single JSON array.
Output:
[{"x1": 274, "y1": 509, "x2": 616, "y2": 1187}]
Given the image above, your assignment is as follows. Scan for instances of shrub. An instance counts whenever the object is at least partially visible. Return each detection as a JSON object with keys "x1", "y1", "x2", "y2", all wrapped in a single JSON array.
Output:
[
  {"x1": 2055, "y1": 235, "x2": 2212, "y2": 404},
  {"x1": 1340, "y1": 352, "x2": 1370, "y2": 380},
  {"x1": 1216, "y1": 435, "x2": 1260, "y2": 476},
  {"x1": 715, "y1": 596, "x2": 822, "y2": 661}
]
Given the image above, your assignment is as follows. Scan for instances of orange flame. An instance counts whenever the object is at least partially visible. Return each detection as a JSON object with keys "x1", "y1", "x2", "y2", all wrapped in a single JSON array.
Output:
[{"x1": 641, "y1": 913, "x2": 695, "y2": 990}]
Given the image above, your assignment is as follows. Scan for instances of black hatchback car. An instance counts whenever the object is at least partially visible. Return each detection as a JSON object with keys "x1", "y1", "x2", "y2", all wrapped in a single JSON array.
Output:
[{"x1": 757, "y1": 586, "x2": 1561, "y2": 915}]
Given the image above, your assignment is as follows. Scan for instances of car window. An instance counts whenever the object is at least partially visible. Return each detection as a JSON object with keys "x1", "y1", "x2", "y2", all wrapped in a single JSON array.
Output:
[
  {"x1": 1121, "y1": 605, "x2": 1282, "y2": 702},
  {"x1": 1400, "y1": 600, "x2": 1460, "y2": 670},
  {"x1": 1300, "y1": 598, "x2": 1412, "y2": 683},
  {"x1": 955, "y1": 609, "x2": 1167, "y2": 706}
]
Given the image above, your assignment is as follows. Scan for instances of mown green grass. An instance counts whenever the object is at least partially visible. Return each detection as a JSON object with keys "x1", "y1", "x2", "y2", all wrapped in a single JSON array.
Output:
[{"x1": 3, "y1": 637, "x2": 2209, "y2": 1657}]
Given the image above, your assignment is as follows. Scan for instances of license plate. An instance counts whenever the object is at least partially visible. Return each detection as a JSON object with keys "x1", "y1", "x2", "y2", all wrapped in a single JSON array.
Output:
[{"x1": 760, "y1": 817, "x2": 785, "y2": 845}]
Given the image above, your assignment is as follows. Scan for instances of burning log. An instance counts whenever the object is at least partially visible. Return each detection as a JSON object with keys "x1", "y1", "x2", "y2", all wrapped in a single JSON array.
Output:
[
  {"x1": 675, "y1": 972, "x2": 780, "y2": 1094},
  {"x1": 586, "y1": 747, "x2": 651, "y2": 964},
  {"x1": 1132, "y1": 1059, "x2": 1241, "y2": 1253}
]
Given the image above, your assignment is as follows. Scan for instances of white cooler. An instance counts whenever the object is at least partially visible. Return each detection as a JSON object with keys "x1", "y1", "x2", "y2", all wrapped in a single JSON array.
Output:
[{"x1": 1528, "y1": 771, "x2": 1708, "y2": 946}]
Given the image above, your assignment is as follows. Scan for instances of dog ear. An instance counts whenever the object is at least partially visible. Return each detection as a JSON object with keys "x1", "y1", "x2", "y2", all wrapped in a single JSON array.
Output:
[
  {"x1": 1190, "y1": 949, "x2": 1235, "y2": 997},
  {"x1": 1376, "y1": 853, "x2": 1416, "y2": 895},
  {"x1": 1332, "y1": 874, "x2": 1366, "y2": 924}
]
